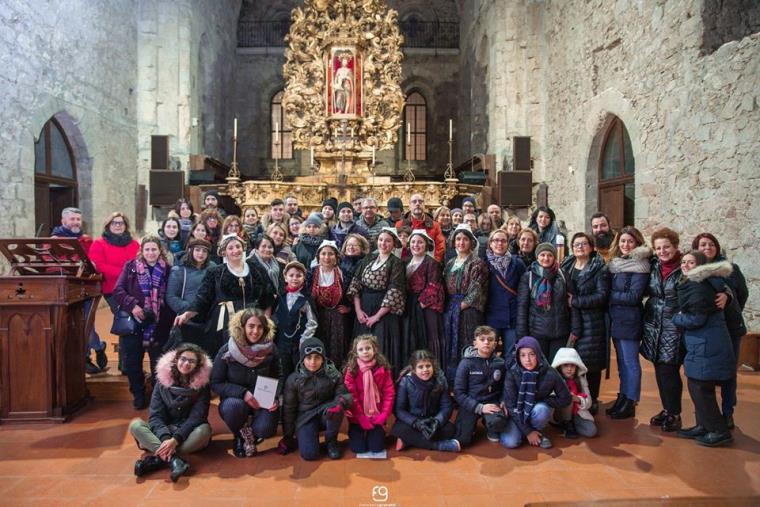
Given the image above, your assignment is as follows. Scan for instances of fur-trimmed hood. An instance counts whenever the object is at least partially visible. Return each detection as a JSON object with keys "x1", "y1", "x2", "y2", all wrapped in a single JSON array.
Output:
[
  {"x1": 155, "y1": 349, "x2": 212, "y2": 390},
  {"x1": 684, "y1": 260, "x2": 733, "y2": 283},
  {"x1": 608, "y1": 246, "x2": 652, "y2": 274}
]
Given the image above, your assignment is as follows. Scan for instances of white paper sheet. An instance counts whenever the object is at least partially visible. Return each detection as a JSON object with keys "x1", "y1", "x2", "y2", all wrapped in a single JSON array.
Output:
[{"x1": 253, "y1": 375, "x2": 279, "y2": 410}]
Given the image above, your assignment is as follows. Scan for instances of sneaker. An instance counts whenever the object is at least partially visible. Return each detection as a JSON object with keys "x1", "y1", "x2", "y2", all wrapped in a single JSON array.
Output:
[
  {"x1": 696, "y1": 431, "x2": 733, "y2": 447},
  {"x1": 436, "y1": 439, "x2": 461, "y2": 453},
  {"x1": 85, "y1": 358, "x2": 101, "y2": 375},
  {"x1": 650, "y1": 410, "x2": 668, "y2": 426},
  {"x1": 95, "y1": 349, "x2": 108, "y2": 370},
  {"x1": 661, "y1": 414, "x2": 682, "y2": 432},
  {"x1": 539, "y1": 435, "x2": 553, "y2": 449},
  {"x1": 486, "y1": 431, "x2": 500, "y2": 442},
  {"x1": 677, "y1": 425, "x2": 708, "y2": 439}
]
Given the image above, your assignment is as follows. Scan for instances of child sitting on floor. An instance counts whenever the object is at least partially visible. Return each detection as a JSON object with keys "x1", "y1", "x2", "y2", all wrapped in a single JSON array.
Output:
[
  {"x1": 551, "y1": 347, "x2": 598, "y2": 439},
  {"x1": 278, "y1": 337, "x2": 352, "y2": 460},
  {"x1": 453, "y1": 325, "x2": 509, "y2": 447},
  {"x1": 392, "y1": 350, "x2": 460, "y2": 452},
  {"x1": 344, "y1": 335, "x2": 396, "y2": 458}
]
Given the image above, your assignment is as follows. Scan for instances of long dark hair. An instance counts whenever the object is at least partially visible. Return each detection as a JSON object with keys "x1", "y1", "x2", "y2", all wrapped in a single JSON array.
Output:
[
  {"x1": 397, "y1": 349, "x2": 439, "y2": 382},
  {"x1": 171, "y1": 343, "x2": 206, "y2": 386}
]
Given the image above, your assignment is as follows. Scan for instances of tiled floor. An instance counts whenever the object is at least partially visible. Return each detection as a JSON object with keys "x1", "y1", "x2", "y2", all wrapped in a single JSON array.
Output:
[{"x1": 1, "y1": 311, "x2": 759, "y2": 506}]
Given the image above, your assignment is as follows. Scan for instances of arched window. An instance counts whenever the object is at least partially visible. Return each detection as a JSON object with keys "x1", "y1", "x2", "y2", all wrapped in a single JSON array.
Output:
[
  {"x1": 34, "y1": 117, "x2": 78, "y2": 235},
  {"x1": 404, "y1": 91, "x2": 426, "y2": 161},
  {"x1": 271, "y1": 91, "x2": 293, "y2": 159},
  {"x1": 598, "y1": 117, "x2": 635, "y2": 229}
]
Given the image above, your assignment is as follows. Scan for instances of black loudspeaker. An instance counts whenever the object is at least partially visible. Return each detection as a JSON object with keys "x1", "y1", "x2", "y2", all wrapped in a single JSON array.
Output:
[
  {"x1": 513, "y1": 136, "x2": 531, "y2": 172},
  {"x1": 497, "y1": 171, "x2": 533, "y2": 207},
  {"x1": 151, "y1": 135, "x2": 169, "y2": 169},
  {"x1": 149, "y1": 170, "x2": 184, "y2": 206}
]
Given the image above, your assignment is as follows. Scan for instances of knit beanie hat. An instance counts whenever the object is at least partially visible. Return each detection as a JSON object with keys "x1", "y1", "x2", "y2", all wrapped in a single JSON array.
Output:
[
  {"x1": 337, "y1": 201, "x2": 353, "y2": 213},
  {"x1": 304, "y1": 212, "x2": 324, "y2": 227},
  {"x1": 463, "y1": 197, "x2": 476, "y2": 207},
  {"x1": 535, "y1": 242, "x2": 557, "y2": 258},
  {"x1": 322, "y1": 199, "x2": 337, "y2": 213},
  {"x1": 300, "y1": 337, "x2": 326, "y2": 362},
  {"x1": 387, "y1": 197, "x2": 403, "y2": 212},
  {"x1": 451, "y1": 208, "x2": 463, "y2": 215}
]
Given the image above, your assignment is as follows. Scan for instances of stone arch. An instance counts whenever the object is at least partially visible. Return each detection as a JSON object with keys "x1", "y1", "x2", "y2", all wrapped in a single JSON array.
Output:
[
  {"x1": 30, "y1": 108, "x2": 93, "y2": 232},
  {"x1": 581, "y1": 89, "x2": 643, "y2": 226}
]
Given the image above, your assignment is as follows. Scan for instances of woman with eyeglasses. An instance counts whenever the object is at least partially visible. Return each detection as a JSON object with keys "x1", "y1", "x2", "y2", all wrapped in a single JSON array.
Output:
[
  {"x1": 129, "y1": 343, "x2": 212, "y2": 482},
  {"x1": 89, "y1": 212, "x2": 141, "y2": 372},
  {"x1": 484, "y1": 229, "x2": 526, "y2": 356},
  {"x1": 561, "y1": 232, "x2": 610, "y2": 414}
]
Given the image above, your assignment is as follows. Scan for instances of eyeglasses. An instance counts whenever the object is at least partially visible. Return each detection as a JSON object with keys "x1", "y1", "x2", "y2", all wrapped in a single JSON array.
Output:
[
  {"x1": 303, "y1": 346, "x2": 324, "y2": 356},
  {"x1": 177, "y1": 356, "x2": 198, "y2": 365},
  {"x1": 573, "y1": 242, "x2": 590, "y2": 248},
  {"x1": 410, "y1": 199, "x2": 423, "y2": 204},
  {"x1": 111, "y1": 220, "x2": 125, "y2": 226}
]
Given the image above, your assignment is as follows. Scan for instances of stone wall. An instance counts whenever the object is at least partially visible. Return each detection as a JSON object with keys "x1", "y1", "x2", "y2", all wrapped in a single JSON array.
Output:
[{"x1": 0, "y1": 0, "x2": 139, "y2": 236}]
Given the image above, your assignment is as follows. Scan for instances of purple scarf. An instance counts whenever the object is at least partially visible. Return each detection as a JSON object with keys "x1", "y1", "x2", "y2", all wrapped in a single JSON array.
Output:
[{"x1": 136, "y1": 259, "x2": 167, "y2": 348}]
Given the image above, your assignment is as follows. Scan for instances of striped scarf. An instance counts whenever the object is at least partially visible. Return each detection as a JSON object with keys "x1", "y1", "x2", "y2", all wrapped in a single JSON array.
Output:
[{"x1": 515, "y1": 368, "x2": 539, "y2": 424}]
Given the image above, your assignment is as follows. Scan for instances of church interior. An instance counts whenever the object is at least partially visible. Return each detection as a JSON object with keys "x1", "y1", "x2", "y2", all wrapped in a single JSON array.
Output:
[{"x1": 0, "y1": 0, "x2": 759, "y2": 505}]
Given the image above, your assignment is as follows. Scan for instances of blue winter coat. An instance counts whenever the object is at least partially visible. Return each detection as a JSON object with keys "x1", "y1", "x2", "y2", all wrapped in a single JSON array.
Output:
[
  {"x1": 607, "y1": 246, "x2": 651, "y2": 341},
  {"x1": 394, "y1": 371, "x2": 453, "y2": 427},
  {"x1": 454, "y1": 346, "x2": 506, "y2": 414},
  {"x1": 673, "y1": 261, "x2": 736, "y2": 382},
  {"x1": 485, "y1": 254, "x2": 525, "y2": 330}
]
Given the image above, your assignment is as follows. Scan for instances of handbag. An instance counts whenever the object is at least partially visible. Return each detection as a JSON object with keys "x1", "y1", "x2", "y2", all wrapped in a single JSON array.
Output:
[{"x1": 110, "y1": 309, "x2": 140, "y2": 336}]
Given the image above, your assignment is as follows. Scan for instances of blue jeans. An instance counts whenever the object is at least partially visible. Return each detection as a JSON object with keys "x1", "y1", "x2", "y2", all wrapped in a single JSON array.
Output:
[
  {"x1": 218, "y1": 397, "x2": 280, "y2": 437},
  {"x1": 720, "y1": 334, "x2": 741, "y2": 417},
  {"x1": 297, "y1": 412, "x2": 342, "y2": 461},
  {"x1": 614, "y1": 338, "x2": 642, "y2": 401},
  {"x1": 499, "y1": 402, "x2": 552, "y2": 449},
  {"x1": 347, "y1": 423, "x2": 386, "y2": 453},
  {"x1": 84, "y1": 299, "x2": 106, "y2": 357}
]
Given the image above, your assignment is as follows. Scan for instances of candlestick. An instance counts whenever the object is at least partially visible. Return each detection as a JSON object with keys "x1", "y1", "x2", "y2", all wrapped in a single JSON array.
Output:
[
  {"x1": 407, "y1": 122, "x2": 411, "y2": 145},
  {"x1": 275, "y1": 122, "x2": 279, "y2": 143},
  {"x1": 449, "y1": 119, "x2": 452, "y2": 141},
  {"x1": 234, "y1": 118, "x2": 238, "y2": 138},
  {"x1": 372, "y1": 146, "x2": 375, "y2": 165},
  {"x1": 310, "y1": 147, "x2": 314, "y2": 166},
  {"x1": 350, "y1": 127, "x2": 354, "y2": 137}
]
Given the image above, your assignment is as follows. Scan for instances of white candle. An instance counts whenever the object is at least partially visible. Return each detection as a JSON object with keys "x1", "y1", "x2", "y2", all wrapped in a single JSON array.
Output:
[
  {"x1": 233, "y1": 118, "x2": 238, "y2": 138},
  {"x1": 449, "y1": 119, "x2": 452, "y2": 141},
  {"x1": 372, "y1": 147, "x2": 375, "y2": 165},
  {"x1": 310, "y1": 147, "x2": 314, "y2": 166},
  {"x1": 350, "y1": 128, "x2": 354, "y2": 137},
  {"x1": 275, "y1": 122, "x2": 279, "y2": 143},
  {"x1": 407, "y1": 122, "x2": 411, "y2": 145}
]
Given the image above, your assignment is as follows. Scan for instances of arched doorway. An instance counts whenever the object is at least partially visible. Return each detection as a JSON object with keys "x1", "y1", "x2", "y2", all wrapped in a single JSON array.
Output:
[
  {"x1": 34, "y1": 117, "x2": 78, "y2": 236},
  {"x1": 598, "y1": 116, "x2": 635, "y2": 229}
]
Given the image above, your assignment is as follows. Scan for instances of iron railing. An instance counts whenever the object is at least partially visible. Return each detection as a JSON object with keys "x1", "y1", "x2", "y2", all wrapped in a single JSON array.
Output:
[{"x1": 237, "y1": 21, "x2": 460, "y2": 49}]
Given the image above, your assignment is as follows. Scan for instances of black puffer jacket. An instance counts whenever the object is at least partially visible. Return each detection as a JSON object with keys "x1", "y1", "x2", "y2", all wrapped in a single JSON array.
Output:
[
  {"x1": 282, "y1": 361, "x2": 352, "y2": 438},
  {"x1": 642, "y1": 258, "x2": 683, "y2": 366},
  {"x1": 516, "y1": 262, "x2": 571, "y2": 340},
  {"x1": 454, "y1": 346, "x2": 505, "y2": 414},
  {"x1": 394, "y1": 371, "x2": 452, "y2": 427},
  {"x1": 562, "y1": 252, "x2": 610, "y2": 372},
  {"x1": 714, "y1": 256, "x2": 749, "y2": 339},
  {"x1": 210, "y1": 340, "x2": 284, "y2": 400},
  {"x1": 149, "y1": 350, "x2": 212, "y2": 445}
]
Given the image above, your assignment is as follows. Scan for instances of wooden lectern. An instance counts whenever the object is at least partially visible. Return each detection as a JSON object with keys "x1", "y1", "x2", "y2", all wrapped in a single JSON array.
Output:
[{"x1": 0, "y1": 238, "x2": 102, "y2": 423}]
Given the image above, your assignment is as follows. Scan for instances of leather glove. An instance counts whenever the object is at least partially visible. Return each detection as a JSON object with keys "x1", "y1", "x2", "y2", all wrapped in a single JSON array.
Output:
[
  {"x1": 420, "y1": 418, "x2": 440, "y2": 440},
  {"x1": 412, "y1": 418, "x2": 426, "y2": 432}
]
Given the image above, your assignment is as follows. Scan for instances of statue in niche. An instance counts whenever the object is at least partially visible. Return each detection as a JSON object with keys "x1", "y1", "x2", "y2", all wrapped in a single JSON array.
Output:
[{"x1": 327, "y1": 47, "x2": 362, "y2": 118}]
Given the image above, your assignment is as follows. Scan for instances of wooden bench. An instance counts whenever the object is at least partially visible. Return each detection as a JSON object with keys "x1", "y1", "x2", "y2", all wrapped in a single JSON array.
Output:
[{"x1": 738, "y1": 332, "x2": 760, "y2": 371}]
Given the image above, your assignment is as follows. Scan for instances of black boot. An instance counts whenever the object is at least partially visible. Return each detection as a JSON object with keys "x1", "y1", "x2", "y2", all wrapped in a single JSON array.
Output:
[
  {"x1": 696, "y1": 431, "x2": 733, "y2": 447},
  {"x1": 661, "y1": 414, "x2": 682, "y2": 432},
  {"x1": 85, "y1": 357, "x2": 101, "y2": 375},
  {"x1": 610, "y1": 397, "x2": 636, "y2": 420},
  {"x1": 605, "y1": 393, "x2": 625, "y2": 416},
  {"x1": 134, "y1": 455, "x2": 166, "y2": 477},
  {"x1": 233, "y1": 434, "x2": 247, "y2": 458},
  {"x1": 169, "y1": 456, "x2": 189, "y2": 482},
  {"x1": 96, "y1": 348, "x2": 108, "y2": 370},
  {"x1": 589, "y1": 399, "x2": 599, "y2": 416},
  {"x1": 564, "y1": 420, "x2": 579, "y2": 439},
  {"x1": 649, "y1": 410, "x2": 668, "y2": 426},
  {"x1": 326, "y1": 439, "x2": 342, "y2": 460}
]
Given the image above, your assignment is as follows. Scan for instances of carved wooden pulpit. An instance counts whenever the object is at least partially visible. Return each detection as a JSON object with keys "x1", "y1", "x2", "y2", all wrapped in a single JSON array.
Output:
[{"x1": 0, "y1": 238, "x2": 102, "y2": 423}]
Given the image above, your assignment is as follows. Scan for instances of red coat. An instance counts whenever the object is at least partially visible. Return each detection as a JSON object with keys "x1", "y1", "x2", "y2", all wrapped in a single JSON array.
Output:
[
  {"x1": 89, "y1": 237, "x2": 140, "y2": 294},
  {"x1": 344, "y1": 365, "x2": 395, "y2": 430},
  {"x1": 396, "y1": 214, "x2": 445, "y2": 263}
]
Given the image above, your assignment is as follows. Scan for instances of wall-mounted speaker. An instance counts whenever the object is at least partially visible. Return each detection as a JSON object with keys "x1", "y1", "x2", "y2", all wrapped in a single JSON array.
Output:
[
  {"x1": 513, "y1": 136, "x2": 531, "y2": 172},
  {"x1": 497, "y1": 171, "x2": 533, "y2": 207},
  {"x1": 151, "y1": 135, "x2": 169, "y2": 170},
  {"x1": 149, "y1": 170, "x2": 184, "y2": 206}
]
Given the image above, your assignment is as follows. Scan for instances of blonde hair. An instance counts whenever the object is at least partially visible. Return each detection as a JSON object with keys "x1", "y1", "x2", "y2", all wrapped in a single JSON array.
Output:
[{"x1": 137, "y1": 234, "x2": 168, "y2": 263}]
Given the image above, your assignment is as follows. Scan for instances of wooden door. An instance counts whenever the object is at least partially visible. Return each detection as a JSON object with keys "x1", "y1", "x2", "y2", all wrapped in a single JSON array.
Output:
[{"x1": 599, "y1": 184, "x2": 625, "y2": 230}]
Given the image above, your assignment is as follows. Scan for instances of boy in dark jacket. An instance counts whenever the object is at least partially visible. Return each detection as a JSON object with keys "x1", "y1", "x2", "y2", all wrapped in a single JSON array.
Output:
[
  {"x1": 274, "y1": 261, "x2": 318, "y2": 379},
  {"x1": 453, "y1": 326, "x2": 508, "y2": 447},
  {"x1": 500, "y1": 336, "x2": 572, "y2": 449},
  {"x1": 278, "y1": 338, "x2": 352, "y2": 460}
]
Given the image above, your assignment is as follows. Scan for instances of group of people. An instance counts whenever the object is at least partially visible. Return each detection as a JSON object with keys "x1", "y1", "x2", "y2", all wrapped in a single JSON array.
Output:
[{"x1": 52, "y1": 189, "x2": 748, "y2": 482}]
